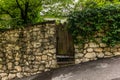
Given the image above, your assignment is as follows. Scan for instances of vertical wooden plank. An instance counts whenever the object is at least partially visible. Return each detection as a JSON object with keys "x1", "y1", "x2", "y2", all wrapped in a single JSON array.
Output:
[{"x1": 56, "y1": 24, "x2": 74, "y2": 56}]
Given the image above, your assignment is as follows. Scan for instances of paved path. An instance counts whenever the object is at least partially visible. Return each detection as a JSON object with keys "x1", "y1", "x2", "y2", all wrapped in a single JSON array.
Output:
[{"x1": 16, "y1": 56, "x2": 120, "y2": 80}]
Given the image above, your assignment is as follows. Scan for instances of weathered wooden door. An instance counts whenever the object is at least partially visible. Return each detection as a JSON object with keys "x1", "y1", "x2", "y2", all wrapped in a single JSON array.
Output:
[{"x1": 56, "y1": 24, "x2": 74, "y2": 66}]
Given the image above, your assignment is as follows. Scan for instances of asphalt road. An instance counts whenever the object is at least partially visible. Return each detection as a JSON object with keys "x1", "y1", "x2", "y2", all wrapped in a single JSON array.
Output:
[{"x1": 15, "y1": 56, "x2": 120, "y2": 80}]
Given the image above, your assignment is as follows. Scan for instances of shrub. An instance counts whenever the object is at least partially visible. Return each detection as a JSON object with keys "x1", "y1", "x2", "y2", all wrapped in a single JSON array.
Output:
[{"x1": 67, "y1": 4, "x2": 120, "y2": 46}]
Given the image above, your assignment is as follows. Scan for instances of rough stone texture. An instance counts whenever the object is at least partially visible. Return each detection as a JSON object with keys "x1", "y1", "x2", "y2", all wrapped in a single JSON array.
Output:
[
  {"x1": 0, "y1": 21, "x2": 57, "y2": 80},
  {"x1": 96, "y1": 53, "x2": 104, "y2": 58},
  {"x1": 0, "y1": 22, "x2": 120, "y2": 80},
  {"x1": 87, "y1": 48, "x2": 93, "y2": 52},
  {"x1": 75, "y1": 40, "x2": 120, "y2": 64},
  {"x1": 84, "y1": 52, "x2": 96, "y2": 59}
]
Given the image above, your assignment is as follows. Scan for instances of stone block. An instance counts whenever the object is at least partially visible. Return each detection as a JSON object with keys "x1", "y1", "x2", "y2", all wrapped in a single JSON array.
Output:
[
  {"x1": 84, "y1": 44, "x2": 89, "y2": 48},
  {"x1": 111, "y1": 48, "x2": 118, "y2": 52},
  {"x1": 48, "y1": 57, "x2": 53, "y2": 60},
  {"x1": 33, "y1": 28, "x2": 40, "y2": 31},
  {"x1": 42, "y1": 55, "x2": 48, "y2": 60},
  {"x1": 83, "y1": 50, "x2": 87, "y2": 54},
  {"x1": 8, "y1": 55, "x2": 13, "y2": 59},
  {"x1": 36, "y1": 56, "x2": 42, "y2": 61},
  {"x1": 23, "y1": 67, "x2": 31, "y2": 71},
  {"x1": 45, "y1": 64, "x2": 50, "y2": 68},
  {"x1": 118, "y1": 48, "x2": 120, "y2": 52},
  {"x1": 87, "y1": 48, "x2": 93, "y2": 52},
  {"x1": 96, "y1": 53, "x2": 104, "y2": 58},
  {"x1": 50, "y1": 64, "x2": 57, "y2": 68},
  {"x1": 45, "y1": 69, "x2": 50, "y2": 72},
  {"x1": 75, "y1": 53, "x2": 84, "y2": 58},
  {"x1": 8, "y1": 74, "x2": 16, "y2": 79},
  {"x1": 0, "y1": 73, "x2": 7, "y2": 77},
  {"x1": 114, "y1": 52, "x2": 120, "y2": 56},
  {"x1": 43, "y1": 50, "x2": 49, "y2": 54},
  {"x1": 84, "y1": 52, "x2": 96, "y2": 58},
  {"x1": 105, "y1": 52, "x2": 113, "y2": 56},
  {"x1": 49, "y1": 45, "x2": 55, "y2": 49},
  {"x1": 7, "y1": 62, "x2": 13, "y2": 70},
  {"x1": 15, "y1": 46, "x2": 20, "y2": 50},
  {"x1": 35, "y1": 53, "x2": 42, "y2": 56},
  {"x1": 15, "y1": 62, "x2": 19, "y2": 65},
  {"x1": 75, "y1": 59, "x2": 81, "y2": 64},
  {"x1": 15, "y1": 57, "x2": 20, "y2": 61},
  {"x1": 104, "y1": 48, "x2": 111, "y2": 52},
  {"x1": 100, "y1": 43, "x2": 106, "y2": 47},
  {"x1": 94, "y1": 48, "x2": 103, "y2": 52},
  {"x1": 51, "y1": 30, "x2": 55, "y2": 34},
  {"x1": 49, "y1": 49, "x2": 56, "y2": 54},
  {"x1": 16, "y1": 73, "x2": 23, "y2": 78},
  {"x1": 15, "y1": 66, "x2": 22, "y2": 72},
  {"x1": 75, "y1": 49, "x2": 80, "y2": 53},
  {"x1": 2, "y1": 66, "x2": 7, "y2": 71},
  {"x1": 90, "y1": 58, "x2": 97, "y2": 61},
  {"x1": 39, "y1": 65, "x2": 45, "y2": 71},
  {"x1": 0, "y1": 58, "x2": 2, "y2": 62},
  {"x1": 81, "y1": 58, "x2": 90, "y2": 62},
  {"x1": 1, "y1": 76, "x2": 8, "y2": 80},
  {"x1": 51, "y1": 60, "x2": 57, "y2": 65},
  {"x1": 89, "y1": 43, "x2": 99, "y2": 48},
  {"x1": 47, "y1": 53, "x2": 53, "y2": 57}
]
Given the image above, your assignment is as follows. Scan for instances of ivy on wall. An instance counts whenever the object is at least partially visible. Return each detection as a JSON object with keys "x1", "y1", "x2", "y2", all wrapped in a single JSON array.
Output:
[{"x1": 67, "y1": 4, "x2": 120, "y2": 46}]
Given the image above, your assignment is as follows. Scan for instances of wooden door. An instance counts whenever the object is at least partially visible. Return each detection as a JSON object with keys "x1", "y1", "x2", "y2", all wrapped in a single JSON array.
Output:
[{"x1": 56, "y1": 24, "x2": 74, "y2": 57}]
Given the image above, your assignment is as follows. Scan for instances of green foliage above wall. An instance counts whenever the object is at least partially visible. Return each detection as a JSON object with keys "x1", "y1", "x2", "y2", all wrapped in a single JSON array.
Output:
[
  {"x1": 67, "y1": 4, "x2": 120, "y2": 46},
  {"x1": 0, "y1": 0, "x2": 74, "y2": 29}
]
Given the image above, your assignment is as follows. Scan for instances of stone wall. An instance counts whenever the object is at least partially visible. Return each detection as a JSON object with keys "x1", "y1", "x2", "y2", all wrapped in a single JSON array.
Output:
[
  {"x1": 0, "y1": 22, "x2": 120, "y2": 80},
  {"x1": 75, "y1": 41, "x2": 120, "y2": 64},
  {"x1": 0, "y1": 21, "x2": 57, "y2": 80}
]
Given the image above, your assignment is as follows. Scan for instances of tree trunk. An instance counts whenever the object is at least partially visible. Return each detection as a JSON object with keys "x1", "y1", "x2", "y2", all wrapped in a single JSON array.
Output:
[{"x1": 16, "y1": 0, "x2": 29, "y2": 24}]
